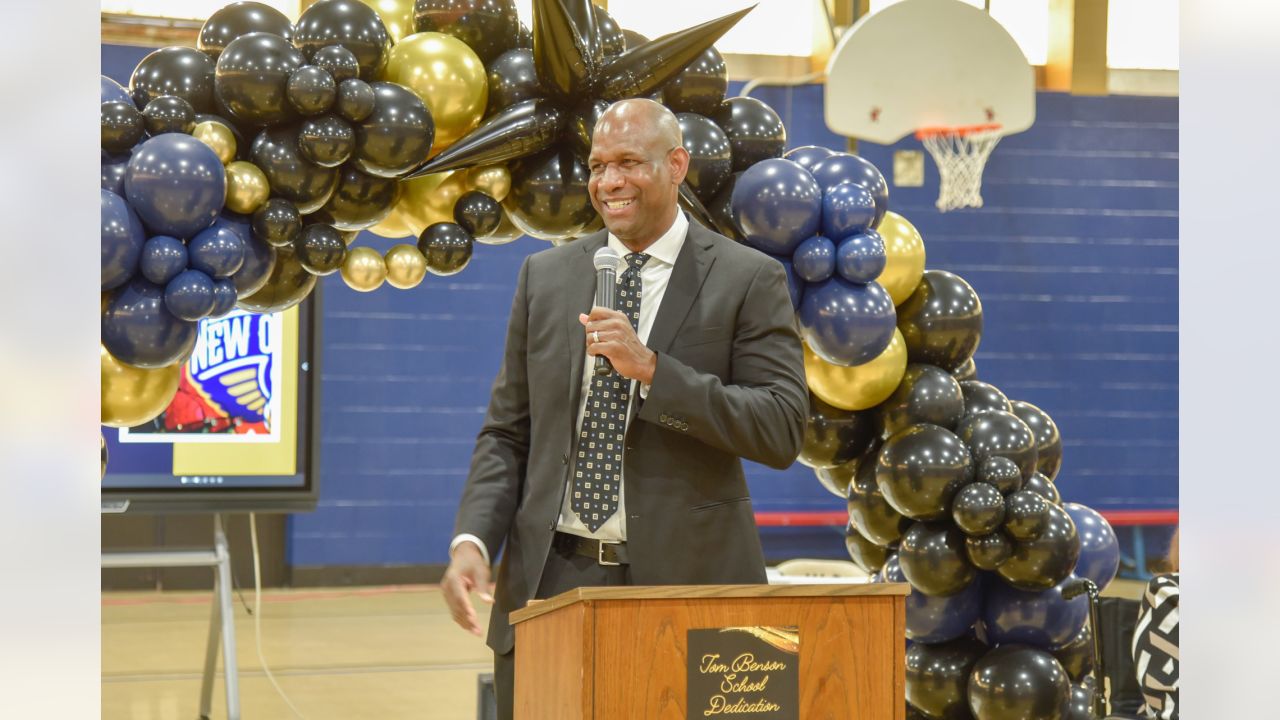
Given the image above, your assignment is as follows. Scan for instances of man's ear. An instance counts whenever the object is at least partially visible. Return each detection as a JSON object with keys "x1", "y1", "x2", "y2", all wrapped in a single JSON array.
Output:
[{"x1": 669, "y1": 146, "x2": 691, "y2": 186}]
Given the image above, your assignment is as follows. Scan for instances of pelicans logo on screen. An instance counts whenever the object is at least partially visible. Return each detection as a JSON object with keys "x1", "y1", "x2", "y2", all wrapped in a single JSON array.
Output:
[{"x1": 184, "y1": 309, "x2": 279, "y2": 429}]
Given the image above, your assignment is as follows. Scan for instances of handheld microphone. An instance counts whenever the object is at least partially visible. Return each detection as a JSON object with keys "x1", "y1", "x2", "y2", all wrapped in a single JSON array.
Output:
[{"x1": 592, "y1": 247, "x2": 622, "y2": 375}]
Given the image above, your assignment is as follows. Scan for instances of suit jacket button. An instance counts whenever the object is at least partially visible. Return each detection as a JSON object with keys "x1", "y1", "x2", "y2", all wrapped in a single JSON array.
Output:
[
  {"x1": 660, "y1": 413, "x2": 668, "y2": 422},
  {"x1": 561, "y1": 453, "x2": 568, "y2": 464}
]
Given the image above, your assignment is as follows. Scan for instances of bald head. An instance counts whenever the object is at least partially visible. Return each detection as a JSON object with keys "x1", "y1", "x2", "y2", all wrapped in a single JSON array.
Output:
[{"x1": 594, "y1": 99, "x2": 683, "y2": 158}]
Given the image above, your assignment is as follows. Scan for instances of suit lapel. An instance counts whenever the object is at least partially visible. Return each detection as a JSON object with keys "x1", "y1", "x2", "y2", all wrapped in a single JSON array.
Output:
[
  {"x1": 645, "y1": 222, "x2": 717, "y2": 355},
  {"x1": 565, "y1": 232, "x2": 608, "y2": 428}
]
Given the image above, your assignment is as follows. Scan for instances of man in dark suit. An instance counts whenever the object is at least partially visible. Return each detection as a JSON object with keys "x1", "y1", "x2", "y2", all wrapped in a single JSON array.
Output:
[{"x1": 441, "y1": 98, "x2": 808, "y2": 719}]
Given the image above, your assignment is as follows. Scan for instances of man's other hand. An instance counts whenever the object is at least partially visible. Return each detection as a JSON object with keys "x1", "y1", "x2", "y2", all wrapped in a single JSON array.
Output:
[{"x1": 441, "y1": 541, "x2": 493, "y2": 637}]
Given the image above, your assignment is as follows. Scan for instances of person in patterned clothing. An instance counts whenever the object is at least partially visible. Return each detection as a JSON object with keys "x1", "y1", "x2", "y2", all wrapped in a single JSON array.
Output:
[{"x1": 1132, "y1": 529, "x2": 1178, "y2": 719}]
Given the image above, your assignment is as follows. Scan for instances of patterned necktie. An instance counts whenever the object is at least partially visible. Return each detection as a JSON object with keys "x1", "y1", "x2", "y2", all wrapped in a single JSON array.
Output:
[{"x1": 571, "y1": 252, "x2": 651, "y2": 532}]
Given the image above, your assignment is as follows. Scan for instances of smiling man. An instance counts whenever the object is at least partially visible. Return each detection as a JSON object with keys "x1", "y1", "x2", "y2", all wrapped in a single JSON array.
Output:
[{"x1": 441, "y1": 98, "x2": 807, "y2": 719}]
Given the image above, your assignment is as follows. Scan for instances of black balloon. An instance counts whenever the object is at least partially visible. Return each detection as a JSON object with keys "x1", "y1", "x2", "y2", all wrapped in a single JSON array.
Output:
[
  {"x1": 486, "y1": 48, "x2": 542, "y2": 117},
  {"x1": 663, "y1": 46, "x2": 727, "y2": 117},
  {"x1": 965, "y1": 531, "x2": 1013, "y2": 570},
  {"x1": 453, "y1": 190, "x2": 503, "y2": 237},
  {"x1": 1004, "y1": 489, "x2": 1050, "y2": 541},
  {"x1": 593, "y1": 5, "x2": 626, "y2": 58},
  {"x1": 1024, "y1": 471, "x2": 1062, "y2": 506},
  {"x1": 957, "y1": 410, "x2": 1039, "y2": 482},
  {"x1": 214, "y1": 32, "x2": 307, "y2": 126},
  {"x1": 198, "y1": 2, "x2": 294, "y2": 59},
  {"x1": 596, "y1": 7, "x2": 749, "y2": 102},
  {"x1": 294, "y1": 223, "x2": 347, "y2": 275},
  {"x1": 880, "y1": 364, "x2": 966, "y2": 436},
  {"x1": 252, "y1": 197, "x2": 303, "y2": 248},
  {"x1": 847, "y1": 441, "x2": 910, "y2": 547},
  {"x1": 413, "y1": 0, "x2": 519, "y2": 63},
  {"x1": 250, "y1": 125, "x2": 339, "y2": 213},
  {"x1": 567, "y1": 99, "x2": 610, "y2": 157},
  {"x1": 299, "y1": 114, "x2": 356, "y2": 167},
  {"x1": 816, "y1": 460, "x2": 855, "y2": 499},
  {"x1": 1011, "y1": 399, "x2": 1064, "y2": 481},
  {"x1": 130, "y1": 46, "x2": 217, "y2": 112},
  {"x1": 898, "y1": 521, "x2": 975, "y2": 596},
  {"x1": 1052, "y1": 622, "x2": 1096, "y2": 684},
  {"x1": 417, "y1": 222, "x2": 475, "y2": 276},
  {"x1": 967, "y1": 645, "x2": 1071, "y2": 720},
  {"x1": 503, "y1": 145, "x2": 597, "y2": 241},
  {"x1": 1061, "y1": 683, "x2": 1099, "y2": 720},
  {"x1": 712, "y1": 97, "x2": 787, "y2": 172},
  {"x1": 409, "y1": 98, "x2": 564, "y2": 177},
  {"x1": 353, "y1": 82, "x2": 435, "y2": 177},
  {"x1": 287, "y1": 66, "x2": 337, "y2": 116},
  {"x1": 237, "y1": 245, "x2": 317, "y2": 313},
  {"x1": 875, "y1": 424, "x2": 973, "y2": 521},
  {"x1": 102, "y1": 150, "x2": 131, "y2": 195},
  {"x1": 530, "y1": 0, "x2": 593, "y2": 102},
  {"x1": 313, "y1": 45, "x2": 361, "y2": 82},
  {"x1": 102, "y1": 101, "x2": 145, "y2": 153},
  {"x1": 844, "y1": 522, "x2": 889, "y2": 574},
  {"x1": 677, "y1": 112, "x2": 732, "y2": 202},
  {"x1": 997, "y1": 502, "x2": 1081, "y2": 590},
  {"x1": 293, "y1": 0, "x2": 392, "y2": 81},
  {"x1": 952, "y1": 356, "x2": 977, "y2": 382},
  {"x1": 960, "y1": 380, "x2": 1012, "y2": 417},
  {"x1": 952, "y1": 482, "x2": 1006, "y2": 536},
  {"x1": 897, "y1": 270, "x2": 984, "y2": 371},
  {"x1": 978, "y1": 455, "x2": 1023, "y2": 495},
  {"x1": 905, "y1": 636, "x2": 987, "y2": 720},
  {"x1": 142, "y1": 96, "x2": 196, "y2": 135},
  {"x1": 798, "y1": 395, "x2": 879, "y2": 470},
  {"x1": 334, "y1": 78, "x2": 377, "y2": 123},
  {"x1": 706, "y1": 170, "x2": 745, "y2": 241},
  {"x1": 321, "y1": 164, "x2": 401, "y2": 231}
]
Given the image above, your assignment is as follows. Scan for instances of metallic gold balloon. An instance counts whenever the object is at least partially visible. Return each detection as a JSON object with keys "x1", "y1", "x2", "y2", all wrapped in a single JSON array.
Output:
[
  {"x1": 384, "y1": 243, "x2": 428, "y2": 289},
  {"x1": 467, "y1": 164, "x2": 512, "y2": 202},
  {"x1": 804, "y1": 329, "x2": 908, "y2": 411},
  {"x1": 877, "y1": 211, "x2": 927, "y2": 306},
  {"x1": 361, "y1": 0, "x2": 415, "y2": 43},
  {"x1": 224, "y1": 161, "x2": 271, "y2": 214},
  {"x1": 341, "y1": 246, "x2": 388, "y2": 291},
  {"x1": 101, "y1": 345, "x2": 182, "y2": 428},
  {"x1": 381, "y1": 32, "x2": 488, "y2": 154},
  {"x1": 367, "y1": 204, "x2": 419, "y2": 239},
  {"x1": 191, "y1": 120, "x2": 236, "y2": 165},
  {"x1": 392, "y1": 169, "x2": 471, "y2": 235}
]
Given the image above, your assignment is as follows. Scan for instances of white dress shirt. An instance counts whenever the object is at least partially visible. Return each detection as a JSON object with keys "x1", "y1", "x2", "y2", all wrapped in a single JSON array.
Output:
[{"x1": 451, "y1": 212, "x2": 690, "y2": 564}]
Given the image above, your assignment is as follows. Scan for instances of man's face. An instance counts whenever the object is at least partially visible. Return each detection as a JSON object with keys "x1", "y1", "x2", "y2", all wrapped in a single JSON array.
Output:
[{"x1": 587, "y1": 120, "x2": 685, "y2": 244}]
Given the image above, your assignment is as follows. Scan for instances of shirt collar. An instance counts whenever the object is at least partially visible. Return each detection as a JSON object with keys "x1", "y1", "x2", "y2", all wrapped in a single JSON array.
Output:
[{"x1": 606, "y1": 210, "x2": 688, "y2": 268}]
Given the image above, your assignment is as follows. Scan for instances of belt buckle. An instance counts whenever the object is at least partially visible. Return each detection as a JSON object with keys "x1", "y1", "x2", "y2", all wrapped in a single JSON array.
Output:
[{"x1": 597, "y1": 540, "x2": 621, "y2": 566}]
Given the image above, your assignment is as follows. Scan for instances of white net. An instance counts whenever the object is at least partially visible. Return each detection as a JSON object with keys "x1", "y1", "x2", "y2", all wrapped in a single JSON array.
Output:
[{"x1": 919, "y1": 127, "x2": 1003, "y2": 212}]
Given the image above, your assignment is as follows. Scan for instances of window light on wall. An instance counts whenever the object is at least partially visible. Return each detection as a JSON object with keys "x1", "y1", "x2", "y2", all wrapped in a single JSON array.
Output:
[
  {"x1": 869, "y1": 0, "x2": 1049, "y2": 66},
  {"x1": 1107, "y1": 0, "x2": 1178, "y2": 69},
  {"x1": 102, "y1": 0, "x2": 300, "y2": 21},
  {"x1": 605, "y1": 0, "x2": 823, "y2": 57}
]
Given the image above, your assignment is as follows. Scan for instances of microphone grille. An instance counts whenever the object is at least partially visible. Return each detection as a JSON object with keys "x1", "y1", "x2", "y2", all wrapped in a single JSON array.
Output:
[{"x1": 593, "y1": 246, "x2": 622, "y2": 272}]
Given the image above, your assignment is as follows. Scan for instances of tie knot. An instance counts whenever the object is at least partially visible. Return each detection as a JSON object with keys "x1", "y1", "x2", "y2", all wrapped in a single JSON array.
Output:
[{"x1": 625, "y1": 253, "x2": 651, "y2": 271}]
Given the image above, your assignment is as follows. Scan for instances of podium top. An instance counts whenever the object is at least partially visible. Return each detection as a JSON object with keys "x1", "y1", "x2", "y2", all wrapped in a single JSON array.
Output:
[{"x1": 510, "y1": 582, "x2": 910, "y2": 624}]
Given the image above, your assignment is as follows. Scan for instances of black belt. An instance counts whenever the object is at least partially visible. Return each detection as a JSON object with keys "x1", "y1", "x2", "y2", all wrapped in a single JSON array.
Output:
[{"x1": 553, "y1": 532, "x2": 629, "y2": 566}]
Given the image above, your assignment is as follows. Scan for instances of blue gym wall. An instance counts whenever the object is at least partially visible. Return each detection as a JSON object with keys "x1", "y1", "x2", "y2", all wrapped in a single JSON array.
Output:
[{"x1": 103, "y1": 46, "x2": 1177, "y2": 569}]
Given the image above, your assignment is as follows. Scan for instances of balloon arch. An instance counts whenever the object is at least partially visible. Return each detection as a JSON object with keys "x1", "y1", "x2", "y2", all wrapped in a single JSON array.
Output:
[{"x1": 101, "y1": 2, "x2": 1120, "y2": 716}]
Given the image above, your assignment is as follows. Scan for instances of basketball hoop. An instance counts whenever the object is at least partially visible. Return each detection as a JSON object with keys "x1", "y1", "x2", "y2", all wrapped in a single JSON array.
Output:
[{"x1": 915, "y1": 124, "x2": 1002, "y2": 212}]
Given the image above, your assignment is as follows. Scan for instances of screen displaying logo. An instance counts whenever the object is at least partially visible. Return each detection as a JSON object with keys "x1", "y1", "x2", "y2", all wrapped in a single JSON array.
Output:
[{"x1": 119, "y1": 309, "x2": 284, "y2": 444}]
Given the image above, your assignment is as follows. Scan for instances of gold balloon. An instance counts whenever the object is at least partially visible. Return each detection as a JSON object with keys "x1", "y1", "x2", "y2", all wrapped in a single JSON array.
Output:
[
  {"x1": 382, "y1": 32, "x2": 488, "y2": 154},
  {"x1": 101, "y1": 346, "x2": 182, "y2": 428},
  {"x1": 192, "y1": 121, "x2": 236, "y2": 165},
  {"x1": 804, "y1": 330, "x2": 907, "y2": 411},
  {"x1": 361, "y1": 0, "x2": 415, "y2": 43},
  {"x1": 367, "y1": 204, "x2": 419, "y2": 239},
  {"x1": 467, "y1": 164, "x2": 512, "y2": 202},
  {"x1": 392, "y1": 169, "x2": 471, "y2": 236},
  {"x1": 877, "y1": 211, "x2": 927, "y2": 306},
  {"x1": 224, "y1": 161, "x2": 270, "y2": 214},
  {"x1": 341, "y1": 246, "x2": 388, "y2": 292},
  {"x1": 384, "y1": 244, "x2": 428, "y2": 289}
]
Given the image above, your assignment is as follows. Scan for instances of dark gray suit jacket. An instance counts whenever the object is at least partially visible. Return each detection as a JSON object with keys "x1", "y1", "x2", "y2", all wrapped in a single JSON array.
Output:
[{"x1": 454, "y1": 220, "x2": 808, "y2": 653}]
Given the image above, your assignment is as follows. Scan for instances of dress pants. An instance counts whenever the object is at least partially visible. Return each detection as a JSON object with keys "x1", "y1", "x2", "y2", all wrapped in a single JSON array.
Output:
[{"x1": 492, "y1": 537, "x2": 632, "y2": 720}]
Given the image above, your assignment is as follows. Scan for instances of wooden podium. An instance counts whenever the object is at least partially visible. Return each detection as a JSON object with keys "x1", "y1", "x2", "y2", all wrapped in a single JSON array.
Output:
[{"x1": 509, "y1": 583, "x2": 909, "y2": 719}]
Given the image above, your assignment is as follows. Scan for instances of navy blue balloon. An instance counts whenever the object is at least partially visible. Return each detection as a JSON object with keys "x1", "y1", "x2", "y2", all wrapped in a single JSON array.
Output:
[
  {"x1": 210, "y1": 279, "x2": 239, "y2": 318},
  {"x1": 822, "y1": 181, "x2": 877, "y2": 239},
  {"x1": 731, "y1": 158, "x2": 823, "y2": 255},
  {"x1": 139, "y1": 235, "x2": 189, "y2": 285},
  {"x1": 101, "y1": 279, "x2": 198, "y2": 368},
  {"x1": 792, "y1": 235, "x2": 835, "y2": 283},
  {"x1": 102, "y1": 150, "x2": 131, "y2": 195},
  {"x1": 783, "y1": 144, "x2": 833, "y2": 173},
  {"x1": 188, "y1": 222, "x2": 246, "y2": 279},
  {"x1": 101, "y1": 189, "x2": 146, "y2": 291},
  {"x1": 1063, "y1": 503, "x2": 1120, "y2": 590},
  {"x1": 809, "y1": 152, "x2": 889, "y2": 227},
  {"x1": 881, "y1": 554, "x2": 981, "y2": 643},
  {"x1": 124, "y1": 133, "x2": 226, "y2": 239},
  {"x1": 799, "y1": 276, "x2": 897, "y2": 366},
  {"x1": 164, "y1": 269, "x2": 217, "y2": 321},
  {"x1": 768, "y1": 254, "x2": 804, "y2": 311},
  {"x1": 837, "y1": 230, "x2": 887, "y2": 284},
  {"x1": 218, "y1": 212, "x2": 278, "y2": 298},
  {"x1": 983, "y1": 574, "x2": 1089, "y2": 648},
  {"x1": 101, "y1": 75, "x2": 133, "y2": 106}
]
